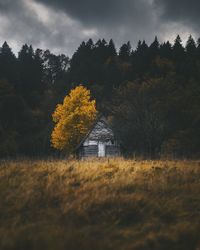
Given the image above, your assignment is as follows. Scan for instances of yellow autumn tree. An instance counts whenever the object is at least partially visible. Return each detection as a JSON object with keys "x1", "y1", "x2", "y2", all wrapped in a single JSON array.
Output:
[{"x1": 51, "y1": 85, "x2": 97, "y2": 153}]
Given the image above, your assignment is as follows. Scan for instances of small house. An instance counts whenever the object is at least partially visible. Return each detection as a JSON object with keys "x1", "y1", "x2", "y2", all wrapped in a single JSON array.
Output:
[{"x1": 76, "y1": 116, "x2": 120, "y2": 158}]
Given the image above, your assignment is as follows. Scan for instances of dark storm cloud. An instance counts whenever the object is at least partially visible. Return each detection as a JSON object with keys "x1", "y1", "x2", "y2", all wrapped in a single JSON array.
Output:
[
  {"x1": 0, "y1": 0, "x2": 89, "y2": 54},
  {"x1": 0, "y1": 0, "x2": 49, "y2": 44},
  {"x1": 0, "y1": 0, "x2": 199, "y2": 56},
  {"x1": 0, "y1": 0, "x2": 21, "y2": 12},
  {"x1": 35, "y1": 0, "x2": 152, "y2": 26},
  {"x1": 34, "y1": 0, "x2": 160, "y2": 48},
  {"x1": 155, "y1": 0, "x2": 200, "y2": 31},
  {"x1": 36, "y1": 0, "x2": 200, "y2": 30},
  {"x1": 35, "y1": 0, "x2": 200, "y2": 44}
]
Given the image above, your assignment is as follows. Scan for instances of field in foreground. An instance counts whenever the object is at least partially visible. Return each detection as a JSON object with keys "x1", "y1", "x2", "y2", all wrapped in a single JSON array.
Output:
[{"x1": 0, "y1": 159, "x2": 200, "y2": 250}]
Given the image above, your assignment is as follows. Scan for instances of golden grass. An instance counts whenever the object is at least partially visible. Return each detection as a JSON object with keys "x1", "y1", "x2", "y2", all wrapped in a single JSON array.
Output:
[{"x1": 0, "y1": 158, "x2": 200, "y2": 250}]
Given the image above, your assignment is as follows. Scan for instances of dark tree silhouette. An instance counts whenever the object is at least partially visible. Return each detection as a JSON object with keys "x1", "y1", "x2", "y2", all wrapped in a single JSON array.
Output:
[
  {"x1": 186, "y1": 35, "x2": 196, "y2": 54},
  {"x1": 119, "y1": 41, "x2": 131, "y2": 61},
  {"x1": 0, "y1": 35, "x2": 200, "y2": 158},
  {"x1": 0, "y1": 42, "x2": 18, "y2": 84},
  {"x1": 173, "y1": 35, "x2": 185, "y2": 60}
]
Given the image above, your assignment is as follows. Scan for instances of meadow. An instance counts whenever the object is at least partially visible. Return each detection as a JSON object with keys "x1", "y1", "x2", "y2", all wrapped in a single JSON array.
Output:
[{"x1": 0, "y1": 159, "x2": 200, "y2": 250}]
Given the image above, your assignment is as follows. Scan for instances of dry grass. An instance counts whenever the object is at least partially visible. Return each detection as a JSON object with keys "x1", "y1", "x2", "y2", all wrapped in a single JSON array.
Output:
[{"x1": 0, "y1": 158, "x2": 200, "y2": 250}]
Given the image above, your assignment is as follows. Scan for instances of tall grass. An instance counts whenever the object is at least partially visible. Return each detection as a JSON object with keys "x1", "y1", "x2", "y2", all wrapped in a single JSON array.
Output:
[{"x1": 0, "y1": 159, "x2": 200, "y2": 250}]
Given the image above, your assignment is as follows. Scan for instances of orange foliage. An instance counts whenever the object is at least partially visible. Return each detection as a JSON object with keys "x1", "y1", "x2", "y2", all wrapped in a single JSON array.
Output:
[{"x1": 51, "y1": 85, "x2": 97, "y2": 153}]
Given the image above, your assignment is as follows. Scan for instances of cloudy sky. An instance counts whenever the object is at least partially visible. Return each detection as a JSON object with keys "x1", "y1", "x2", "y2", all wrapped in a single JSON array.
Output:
[{"x1": 0, "y1": 0, "x2": 199, "y2": 56}]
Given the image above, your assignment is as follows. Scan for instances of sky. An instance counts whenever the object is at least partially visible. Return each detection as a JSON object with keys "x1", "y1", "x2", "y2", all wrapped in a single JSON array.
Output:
[{"x1": 0, "y1": 0, "x2": 199, "y2": 56}]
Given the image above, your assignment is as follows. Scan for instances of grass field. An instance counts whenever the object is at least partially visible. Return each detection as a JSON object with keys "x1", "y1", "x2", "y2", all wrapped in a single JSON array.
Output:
[{"x1": 0, "y1": 159, "x2": 200, "y2": 250}]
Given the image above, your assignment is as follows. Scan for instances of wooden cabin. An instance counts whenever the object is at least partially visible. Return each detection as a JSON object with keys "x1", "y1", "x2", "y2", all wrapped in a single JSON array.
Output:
[{"x1": 76, "y1": 116, "x2": 120, "y2": 158}]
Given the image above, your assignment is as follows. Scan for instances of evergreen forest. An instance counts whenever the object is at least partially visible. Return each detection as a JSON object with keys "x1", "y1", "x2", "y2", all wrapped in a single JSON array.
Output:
[{"x1": 0, "y1": 35, "x2": 200, "y2": 158}]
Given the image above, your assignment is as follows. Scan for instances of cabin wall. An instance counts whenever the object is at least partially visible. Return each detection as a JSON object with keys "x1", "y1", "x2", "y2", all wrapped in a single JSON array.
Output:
[
  {"x1": 80, "y1": 140, "x2": 120, "y2": 158},
  {"x1": 82, "y1": 145, "x2": 98, "y2": 157}
]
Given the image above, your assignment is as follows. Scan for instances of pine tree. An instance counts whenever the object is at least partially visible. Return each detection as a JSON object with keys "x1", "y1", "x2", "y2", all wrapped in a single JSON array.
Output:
[
  {"x1": 149, "y1": 36, "x2": 160, "y2": 58},
  {"x1": 18, "y1": 44, "x2": 35, "y2": 90},
  {"x1": 160, "y1": 41, "x2": 172, "y2": 58},
  {"x1": 0, "y1": 41, "x2": 18, "y2": 84},
  {"x1": 108, "y1": 39, "x2": 117, "y2": 57},
  {"x1": 186, "y1": 35, "x2": 196, "y2": 54},
  {"x1": 135, "y1": 40, "x2": 148, "y2": 55},
  {"x1": 173, "y1": 35, "x2": 185, "y2": 60},
  {"x1": 150, "y1": 36, "x2": 159, "y2": 50},
  {"x1": 119, "y1": 41, "x2": 131, "y2": 61}
]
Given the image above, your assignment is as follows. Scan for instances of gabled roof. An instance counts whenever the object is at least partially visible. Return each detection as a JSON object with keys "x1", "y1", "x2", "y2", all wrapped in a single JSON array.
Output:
[{"x1": 76, "y1": 115, "x2": 114, "y2": 150}]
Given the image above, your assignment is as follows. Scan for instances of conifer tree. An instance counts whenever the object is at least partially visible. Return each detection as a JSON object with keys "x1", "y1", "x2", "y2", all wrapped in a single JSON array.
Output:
[
  {"x1": 108, "y1": 39, "x2": 117, "y2": 57},
  {"x1": 135, "y1": 40, "x2": 148, "y2": 56},
  {"x1": 119, "y1": 41, "x2": 131, "y2": 61},
  {"x1": 150, "y1": 36, "x2": 159, "y2": 50},
  {"x1": 186, "y1": 35, "x2": 196, "y2": 54},
  {"x1": 149, "y1": 36, "x2": 160, "y2": 59},
  {"x1": 173, "y1": 35, "x2": 185, "y2": 59},
  {"x1": 0, "y1": 41, "x2": 18, "y2": 84},
  {"x1": 160, "y1": 41, "x2": 172, "y2": 58}
]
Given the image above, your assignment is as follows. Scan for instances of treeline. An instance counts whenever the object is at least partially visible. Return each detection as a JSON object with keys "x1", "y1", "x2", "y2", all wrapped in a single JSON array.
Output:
[{"x1": 0, "y1": 35, "x2": 200, "y2": 157}]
